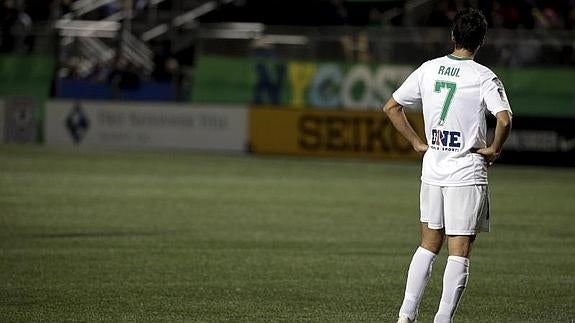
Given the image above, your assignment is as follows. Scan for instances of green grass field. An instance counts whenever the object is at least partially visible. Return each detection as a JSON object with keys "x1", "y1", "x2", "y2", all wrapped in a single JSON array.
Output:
[{"x1": 0, "y1": 145, "x2": 573, "y2": 322}]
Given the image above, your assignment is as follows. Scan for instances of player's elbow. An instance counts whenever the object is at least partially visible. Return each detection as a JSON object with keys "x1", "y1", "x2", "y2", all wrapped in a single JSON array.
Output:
[
  {"x1": 383, "y1": 98, "x2": 402, "y2": 115},
  {"x1": 496, "y1": 111, "x2": 512, "y2": 129}
]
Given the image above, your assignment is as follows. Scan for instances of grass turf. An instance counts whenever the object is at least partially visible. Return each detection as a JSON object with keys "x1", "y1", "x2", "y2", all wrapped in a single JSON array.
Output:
[{"x1": 0, "y1": 145, "x2": 573, "y2": 322}]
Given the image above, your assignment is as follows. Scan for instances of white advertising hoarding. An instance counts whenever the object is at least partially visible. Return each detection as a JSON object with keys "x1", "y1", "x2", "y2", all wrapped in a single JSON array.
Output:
[
  {"x1": 3, "y1": 97, "x2": 38, "y2": 143},
  {"x1": 45, "y1": 100, "x2": 248, "y2": 152}
]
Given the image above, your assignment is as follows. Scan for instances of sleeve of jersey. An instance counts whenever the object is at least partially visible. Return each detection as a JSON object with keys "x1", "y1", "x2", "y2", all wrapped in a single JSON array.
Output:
[
  {"x1": 392, "y1": 66, "x2": 422, "y2": 107},
  {"x1": 481, "y1": 71, "x2": 512, "y2": 116}
]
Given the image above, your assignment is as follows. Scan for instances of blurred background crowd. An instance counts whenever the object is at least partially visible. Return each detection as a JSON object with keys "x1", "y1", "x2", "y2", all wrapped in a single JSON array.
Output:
[
  {"x1": 4, "y1": 0, "x2": 575, "y2": 32},
  {"x1": 197, "y1": 0, "x2": 575, "y2": 29},
  {"x1": 0, "y1": 0, "x2": 574, "y2": 102}
]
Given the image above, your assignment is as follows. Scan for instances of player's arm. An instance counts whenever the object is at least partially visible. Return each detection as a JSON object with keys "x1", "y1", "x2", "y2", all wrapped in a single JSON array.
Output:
[
  {"x1": 383, "y1": 97, "x2": 428, "y2": 153},
  {"x1": 477, "y1": 110, "x2": 512, "y2": 166}
]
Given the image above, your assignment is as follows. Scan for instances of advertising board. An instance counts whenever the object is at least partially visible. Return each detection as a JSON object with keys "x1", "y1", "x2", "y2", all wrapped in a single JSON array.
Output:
[
  {"x1": 3, "y1": 97, "x2": 38, "y2": 144},
  {"x1": 193, "y1": 56, "x2": 412, "y2": 110},
  {"x1": 193, "y1": 56, "x2": 575, "y2": 117},
  {"x1": 45, "y1": 100, "x2": 248, "y2": 152},
  {"x1": 493, "y1": 116, "x2": 575, "y2": 167},
  {"x1": 249, "y1": 106, "x2": 425, "y2": 160}
]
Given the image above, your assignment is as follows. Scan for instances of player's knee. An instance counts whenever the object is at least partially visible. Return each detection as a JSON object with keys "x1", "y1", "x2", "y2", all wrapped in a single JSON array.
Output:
[
  {"x1": 421, "y1": 239, "x2": 443, "y2": 254},
  {"x1": 420, "y1": 225, "x2": 444, "y2": 254},
  {"x1": 447, "y1": 235, "x2": 475, "y2": 257}
]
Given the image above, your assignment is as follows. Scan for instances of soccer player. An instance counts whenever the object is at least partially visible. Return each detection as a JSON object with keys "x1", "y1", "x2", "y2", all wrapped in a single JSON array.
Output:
[{"x1": 382, "y1": 8, "x2": 512, "y2": 323}]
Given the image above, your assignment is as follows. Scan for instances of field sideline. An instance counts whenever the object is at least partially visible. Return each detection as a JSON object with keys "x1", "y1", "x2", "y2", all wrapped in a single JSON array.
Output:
[{"x1": 0, "y1": 145, "x2": 573, "y2": 322}]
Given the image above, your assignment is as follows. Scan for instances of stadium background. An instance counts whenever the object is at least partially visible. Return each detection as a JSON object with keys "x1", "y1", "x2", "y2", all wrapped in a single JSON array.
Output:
[{"x1": 0, "y1": 0, "x2": 574, "y2": 322}]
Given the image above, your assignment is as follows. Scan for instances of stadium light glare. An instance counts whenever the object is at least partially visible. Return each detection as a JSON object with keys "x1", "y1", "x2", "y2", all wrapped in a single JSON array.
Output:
[
  {"x1": 55, "y1": 20, "x2": 120, "y2": 38},
  {"x1": 141, "y1": 24, "x2": 169, "y2": 42}
]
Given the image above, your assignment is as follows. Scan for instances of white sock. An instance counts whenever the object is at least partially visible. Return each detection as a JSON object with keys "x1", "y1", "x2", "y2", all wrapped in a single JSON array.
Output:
[
  {"x1": 434, "y1": 256, "x2": 470, "y2": 323},
  {"x1": 398, "y1": 247, "x2": 437, "y2": 320}
]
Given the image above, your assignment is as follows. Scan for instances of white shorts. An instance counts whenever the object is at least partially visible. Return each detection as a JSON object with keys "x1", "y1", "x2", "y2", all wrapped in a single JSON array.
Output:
[{"x1": 420, "y1": 182, "x2": 490, "y2": 235}]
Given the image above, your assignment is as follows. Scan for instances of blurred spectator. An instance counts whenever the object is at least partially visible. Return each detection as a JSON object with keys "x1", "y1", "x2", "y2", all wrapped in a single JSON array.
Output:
[
  {"x1": 0, "y1": 0, "x2": 19, "y2": 52},
  {"x1": 329, "y1": 0, "x2": 348, "y2": 25},
  {"x1": 87, "y1": 61, "x2": 114, "y2": 83},
  {"x1": 134, "y1": 0, "x2": 148, "y2": 12},
  {"x1": 149, "y1": 40, "x2": 189, "y2": 100},
  {"x1": 153, "y1": 56, "x2": 182, "y2": 82},
  {"x1": 59, "y1": 56, "x2": 84, "y2": 79},
  {"x1": 426, "y1": 1, "x2": 455, "y2": 27},
  {"x1": 1, "y1": 0, "x2": 34, "y2": 53},
  {"x1": 50, "y1": 0, "x2": 72, "y2": 19},
  {"x1": 250, "y1": 36, "x2": 276, "y2": 58},
  {"x1": 341, "y1": 31, "x2": 372, "y2": 63},
  {"x1": 492, "y1": 0, "x2": 519, "y2": 28},
  {"x1": 492, "y1": 0, "x2": 535, "y2": 29},
  {"x1": 532, "y1": 0, "x2": 572, "y2": 29},
  {"x1": 24, "y1": 0, "x2": 53, "y2": 22},
  {"x1": 109, "y1": 57, "x2": 141, "y2": 97},
  {"x1": 60, "y1": 0, "x2": 72, "y2": 15},
  {"x1": 15, "y1": 9, "x2": 33, "y2": 52},
  {"x1": 422, "y1": 0, "x2": 478, "y2": 26},
  {"x1": 101, "y1": 0, "x2": 120, "y2": 18}
]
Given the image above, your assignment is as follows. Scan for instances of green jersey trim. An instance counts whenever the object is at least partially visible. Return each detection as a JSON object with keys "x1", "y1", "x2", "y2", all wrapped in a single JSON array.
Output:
[{"x1": 447, "y1": 54, "x2": 473, "y2": 61}]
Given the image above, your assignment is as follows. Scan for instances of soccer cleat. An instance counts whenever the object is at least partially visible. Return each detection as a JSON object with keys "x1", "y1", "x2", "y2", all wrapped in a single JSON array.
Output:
[{"x1": 396, "y1": 316, "x2": 415, "y2": 323}]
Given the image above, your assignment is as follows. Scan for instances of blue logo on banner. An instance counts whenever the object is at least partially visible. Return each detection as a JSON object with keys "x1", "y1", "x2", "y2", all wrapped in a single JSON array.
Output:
[{"x1": 66, "y1": 102, "x2": 89, "y2": 144}]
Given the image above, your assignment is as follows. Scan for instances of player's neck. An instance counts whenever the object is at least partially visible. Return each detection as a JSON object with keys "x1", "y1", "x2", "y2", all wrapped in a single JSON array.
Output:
[{"x1": 451, "y1": 48, "x2": 475, "y2": 60}]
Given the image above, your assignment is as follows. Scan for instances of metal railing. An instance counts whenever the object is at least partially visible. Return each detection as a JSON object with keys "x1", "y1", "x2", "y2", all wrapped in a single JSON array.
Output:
[{"x1": 53, "y1": 0, "x2": 242, "y2": 76}]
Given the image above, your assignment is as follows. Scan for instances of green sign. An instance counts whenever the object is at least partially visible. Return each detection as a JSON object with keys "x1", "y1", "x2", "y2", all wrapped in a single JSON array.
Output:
[
  {"x1": 193, "y1": 55, "x2": 412, "y2": 110},
  {"x1": 0, "y1": 54, "x2": 54, "y2": 101},
  {"x1": 192, "y1": 55, "x2": 575, "y2": 117}
]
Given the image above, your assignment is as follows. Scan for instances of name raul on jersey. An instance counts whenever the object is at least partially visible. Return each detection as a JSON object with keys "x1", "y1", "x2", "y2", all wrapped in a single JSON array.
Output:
[{"x1": 438, "y1": 65, "x2": 460, "y2": 77}]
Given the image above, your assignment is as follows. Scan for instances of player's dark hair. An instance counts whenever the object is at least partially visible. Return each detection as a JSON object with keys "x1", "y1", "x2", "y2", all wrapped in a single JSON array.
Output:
[{"x1": 452, "y1": 8, "x2": 488, "y2": 52}]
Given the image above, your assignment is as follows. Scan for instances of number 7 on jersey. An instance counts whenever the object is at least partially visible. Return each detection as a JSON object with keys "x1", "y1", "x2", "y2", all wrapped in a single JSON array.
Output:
[{"x1": 434, "y1": 80, "x2": 457, "y2": 126}]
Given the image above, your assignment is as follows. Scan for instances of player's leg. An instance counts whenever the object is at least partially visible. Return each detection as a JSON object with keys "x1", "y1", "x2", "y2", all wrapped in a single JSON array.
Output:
[
  {"x1": 446, "y1": 235, "x2": 475, "y2": 257},
  {"x1": 433, "y1": 235, "x2": 475, "y2": 323},
  {"x1": 433, "y1": 185, "x2": 489, "y2": 323},
  {"x1": 398, "y1": 225, "x2": 444, "y2": 322},
  {"x1": 421, "y1": 223, "x2": 445, "y2": 254},
  {"x1": 398, "y1": 183, "x2": 445, "y2": 322}
]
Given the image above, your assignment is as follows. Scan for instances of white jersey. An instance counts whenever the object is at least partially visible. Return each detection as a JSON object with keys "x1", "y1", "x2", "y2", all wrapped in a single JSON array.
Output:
[{"x1": 393, "y1": 54, "x2": 512, "y2": 186}]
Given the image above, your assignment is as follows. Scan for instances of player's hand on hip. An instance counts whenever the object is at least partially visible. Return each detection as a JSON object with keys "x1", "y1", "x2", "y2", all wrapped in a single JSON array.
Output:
[
  {"x1": 414, "y1": 142, "x2": 429, "y2": 153},
  {"x1": 476, "y1": 146, "x2": 500, "y2": 167}
]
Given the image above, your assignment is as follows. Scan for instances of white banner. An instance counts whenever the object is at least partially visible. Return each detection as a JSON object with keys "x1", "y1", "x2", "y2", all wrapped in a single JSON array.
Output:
[
  {"x1": 3, "y1": 97, "x2": 38, "y2": 144},
  {"x1": 45, "y1": 100, "x2": 248, "y2": 152}
]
